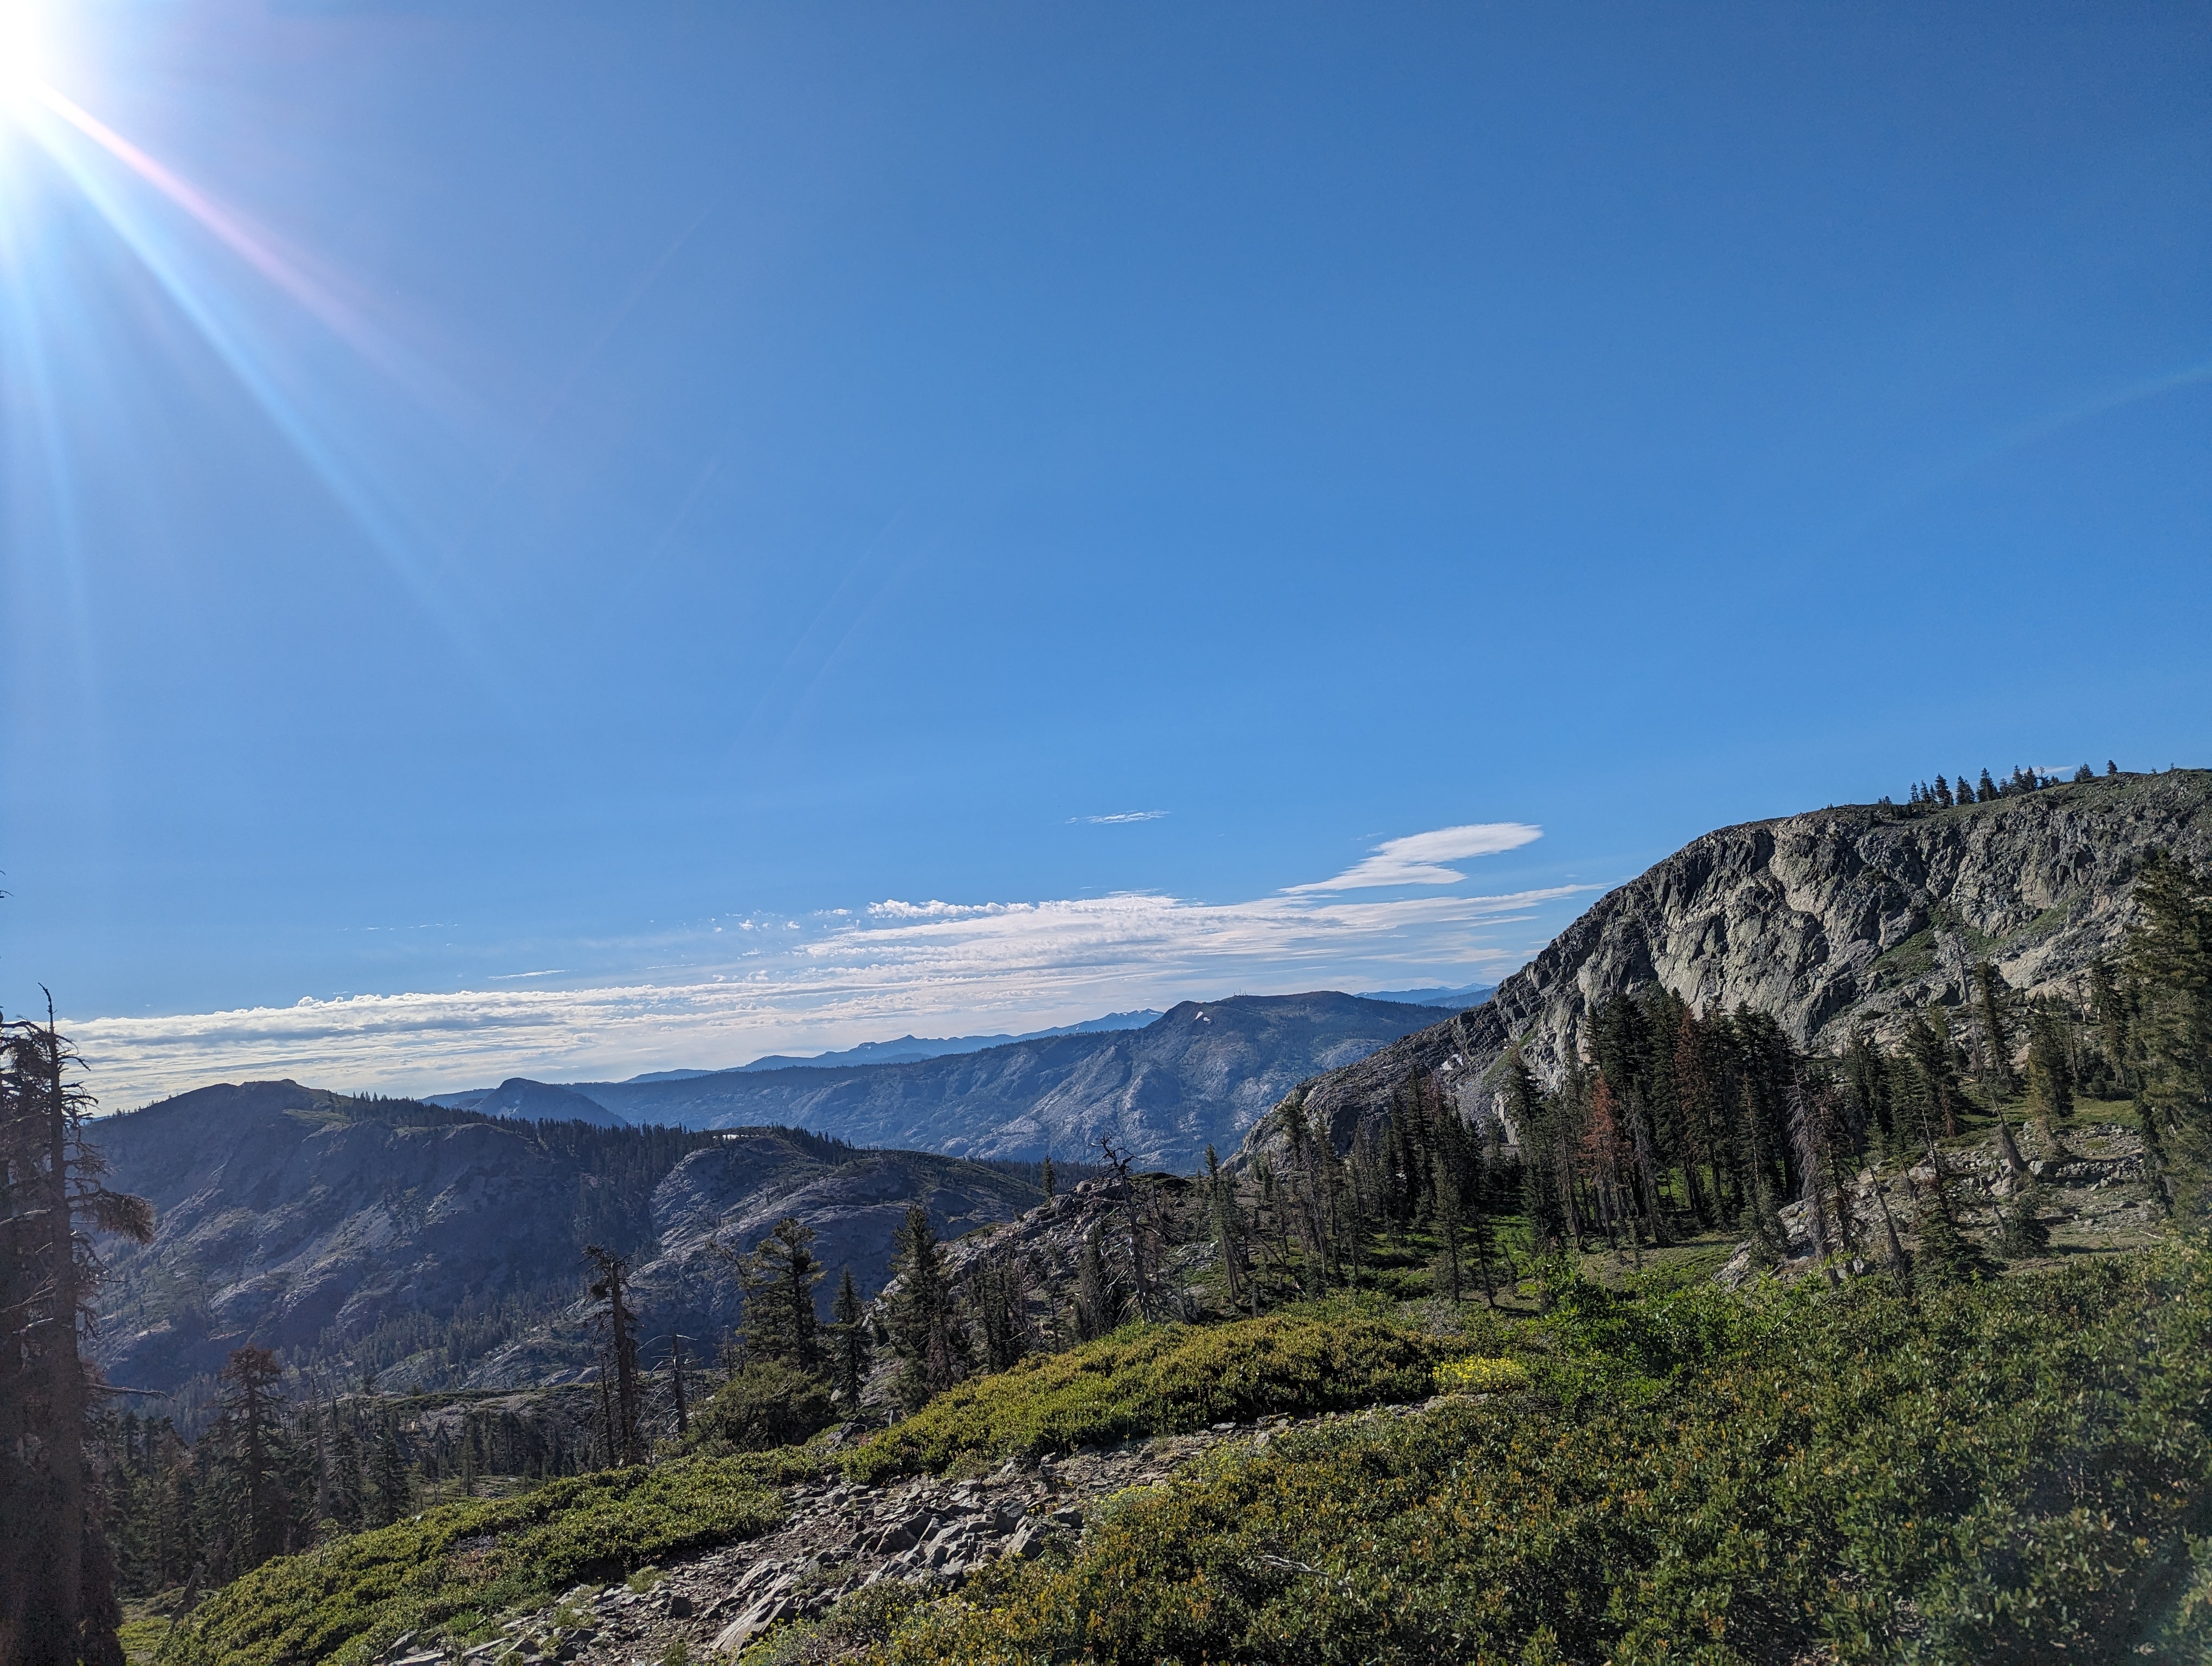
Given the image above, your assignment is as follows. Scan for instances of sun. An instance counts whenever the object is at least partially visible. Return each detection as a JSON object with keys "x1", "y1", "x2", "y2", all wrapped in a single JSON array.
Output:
[{"x1": 0, "y1": 0, "x2": 50, "y2": 113}]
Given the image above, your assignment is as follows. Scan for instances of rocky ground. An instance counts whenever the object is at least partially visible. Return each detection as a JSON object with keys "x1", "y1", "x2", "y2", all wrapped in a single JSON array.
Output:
[
  {"x1": 377, "y1": 1405, "x2": 1434, "y2": 1666},
  {"x1": 1719, "y1": 1119, "x2": 2159, "y2": 1285}
]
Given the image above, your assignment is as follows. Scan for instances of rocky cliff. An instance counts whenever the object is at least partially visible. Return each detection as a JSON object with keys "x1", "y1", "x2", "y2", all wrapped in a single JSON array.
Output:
[{"x1": 1271, "y1": 770, "x2": 2212, "y2": 1153}]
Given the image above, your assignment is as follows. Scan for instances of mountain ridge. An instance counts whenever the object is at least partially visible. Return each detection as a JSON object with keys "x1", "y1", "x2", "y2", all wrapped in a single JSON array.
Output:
[{"x1": 1257, "y1": 770, "x2": 2212, "y2": 1155}]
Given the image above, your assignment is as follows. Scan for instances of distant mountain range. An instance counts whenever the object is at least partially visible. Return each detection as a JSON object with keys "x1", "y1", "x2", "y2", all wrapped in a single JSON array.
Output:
[
  {"x1": 1357, "y1": 981, "x2": 1494, "y2": 1008},
  {"x1": 434, "y1": 992, "x2": 1455, "y2": 1170}
]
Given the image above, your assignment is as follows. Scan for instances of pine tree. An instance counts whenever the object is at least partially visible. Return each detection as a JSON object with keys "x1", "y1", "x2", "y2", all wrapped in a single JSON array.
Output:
[
  {"x1": 828, "y1": 1267, "x2": 871, "y2": 1412},
  {"x1": 368, "y1": 1414, "x2": 410, "y2": 1527},
  {"x1": 1040, "y1": 1156, "x2": 1056, "y2": 1200},
  {"x1": 885, "y1": 1205, "x2": 967, "y2": 1412},
  {"x1": 1979, "y1": 768, "x2": 1998, "y2": 800},
  {"x1": 2108, "y1": 760, "x2": 2120, "y2": 777},
  {"x1": 0, "y1": 1007, "x2": 152, "y2": 1666},
  {"x1": 1999, "y1": 1176, "x2": 2051, "y2": 1257},
  {"x1": 1911, "y1": 1165, "x2": 1994, "y2": 1287},
  {"x1": 738, "y1": 1218, "x2": 824, "y2": 1377},
  {"x1": 1074, "y1": 1222, "x2": 1117, "y2": 1340},
  {"x1": 1934, "y1": 774, "x2": 1953, "y2": 808},
  {"x1": 1956, "y1": 774, "x2": 1977, "y2": 805},
  {"x1": 215, "y1": 1347, "x2": 292, "y2": 1572},
  {"x1": 2125, "y1": 853, "x2": 2212, "y2": 1158},
  {"x1": 2074, "y1": 763, "x2": 2094, "y2": 784},
  {"x1": 584, "y1": 1246, "x2": 643, "y2": 1465},
  {"x1": 2026, "y1": 1002, "x2": 2076, "y2": 1137},
  {"x1": 1204, "y1": 1144, "x2": 1249, "y2": 1313},
  {"x1": 1975, "y1": 962, "x2": 2016, "y2": 1099}
]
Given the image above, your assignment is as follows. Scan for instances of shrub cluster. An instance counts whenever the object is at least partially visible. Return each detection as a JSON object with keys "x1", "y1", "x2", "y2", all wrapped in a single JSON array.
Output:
[
  {"x1": 1430, "y1": 1355, "x2": 1529, "y2": 1395},
  {"x1": 158, "y1": 1454, "x2": 794, "y2": 1666},
  {"x1": 844, "y1": 1309, "x2": 1454, "y2": 1483},
  {"x1": 876, "y1": 1243, "x2": 2212, "y2": 1664}
]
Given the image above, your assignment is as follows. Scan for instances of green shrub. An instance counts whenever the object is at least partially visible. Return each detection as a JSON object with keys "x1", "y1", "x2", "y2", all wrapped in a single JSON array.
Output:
[
  {"x1": 874, "y1": 1244, "x2": 2212, "y2": 1664},
  {"x1": 844, "y1": 1312, "x2": 1452, "y2": 1483},
  {"x1": 1431, "y1": 1355, "x2": 1531, "y2": 1395},
  {"x1": 742, "y1": 1580, "x2": 931, "y2": 1664},
  {"x1": 694, "y1": 1360, "x2": 838, "y2": 1453},
  {"x1": 157, "y1": 1457, "x2": 785, "y2": 1666}
]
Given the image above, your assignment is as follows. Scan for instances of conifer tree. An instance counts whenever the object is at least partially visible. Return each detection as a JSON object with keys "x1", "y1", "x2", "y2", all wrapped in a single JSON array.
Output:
[
  {"x1": 1911, "y1": 1164, "x2": 1994, "y2": 1287},
  {"x1": 829, "y1": 1267, "x2": 871, "y2": 1411},
  {"x1": 1974, "y1": 962, "x2": 2016, "y2": 1099},
  {"x1": 1934, "y1": 774, "x2": 1953, "y2": 808},
  {"x1": 738, "y1": 1217, "x2": 824, "y2": 1376},
  {"x1": 1956, "y1": 774, "x2": 1977, "y2": 804},
  {"x1": 886, "y1": 1204, "x2": 967, "y2": 1412},
  {"x1": 1073, "y1": 1222, "x2": 1117, "y2": 1340},
  {"x1": 1999, "y1": 1176, "x2": 2051, "y2": 1257},
  {"x1": 215, "y1": 1347, "x2": 292, "y2": 1573},
  {"x1": 1979, "y1": 768, "x2": 1998, "y2": 800},
  {"x1": 584, "y1": 1246, "x2": 643, "y2": 1464},
  {"x1": 0, "y1": 1007, "x2": 152, "y2": 1666}
]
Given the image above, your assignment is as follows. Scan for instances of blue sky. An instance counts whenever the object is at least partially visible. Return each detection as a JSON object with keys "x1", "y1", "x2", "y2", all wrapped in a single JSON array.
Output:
[{"x1": 1, "y1": 2, "x2": 2206, "y2": 1106}]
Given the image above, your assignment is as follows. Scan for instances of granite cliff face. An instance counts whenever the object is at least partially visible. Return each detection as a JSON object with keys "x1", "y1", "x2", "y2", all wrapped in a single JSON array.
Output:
[
  {"x1": 89, "y1": 1084, "x2": 1038, "y2": 1408},
  {"x1": 1272, "y1": 771, "x2": 2212, "y2": 1153}
]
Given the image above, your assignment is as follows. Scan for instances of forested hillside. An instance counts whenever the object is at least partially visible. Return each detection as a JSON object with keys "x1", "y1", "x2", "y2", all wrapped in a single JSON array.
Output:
[{"x1": 90, "y1": 1085, "x2": 1041, "y2": 1424}]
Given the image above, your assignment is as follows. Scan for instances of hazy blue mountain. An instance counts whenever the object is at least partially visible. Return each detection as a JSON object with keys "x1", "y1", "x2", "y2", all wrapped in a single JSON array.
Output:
[
  {"x1": 427, "y1": 1076, "x2": 629, "y2": 1126},
  {"x1": 568, "y1": 992, "x2": 1453, "y2": 1169},
  {"x1": 1358, "y1": 982, "x2": 1494, "y2": 1008},
  {"x1": 730, "y1": 1008, "x2": 1162, "y2": 1072}
]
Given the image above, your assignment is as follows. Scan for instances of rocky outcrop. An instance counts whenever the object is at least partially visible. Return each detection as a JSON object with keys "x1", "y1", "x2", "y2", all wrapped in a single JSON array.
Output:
[
  {"x1": 1265, "y1": 771, "x2": 2212, "y2": 1155},
  {"x1": 386, "y1": 1404, "x2": 1436, "y2": 1666},
  {"x1": 572, "y1": 993, "x2": 1454, "y2": 1170}
]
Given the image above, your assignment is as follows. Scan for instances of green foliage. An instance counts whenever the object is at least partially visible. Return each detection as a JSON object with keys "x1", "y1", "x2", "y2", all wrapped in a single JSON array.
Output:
[
  {"x1": 874, "y1": 1242, "x2": 2212, "y2": 1665},
  {"x1": 1430, "y1": 1355, "x2": 1530, "y2": 1394},
  {"x1": 156, "y1": 1456, "x2": 785, "y2": 1666},
  {"x1": 741, "y1": 1580, "x2": 930, "y2": 1664},
  {"x1": 691, "y1": 1361, "x2": 837, "y2": 1455},
  {"x1": 844, "y1": 1312, "x2": 1453, "y2": 1484}
]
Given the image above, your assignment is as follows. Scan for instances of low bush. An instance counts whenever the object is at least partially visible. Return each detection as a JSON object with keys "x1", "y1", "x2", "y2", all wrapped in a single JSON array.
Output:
[
  {"x1": 844, "y1": 1310, "x2": 1455, "y2": 1483},
  {"x1": 158, "y1": 1456, "x2": 788, "y2": 1666},
  {"x1": 693, "y1": 1359, "x2": 839, "y2": 1453},
  {"x1": 1431, "y1": 1355, "x2": 1530, "y2": 1394},
  {"x1": 875, "y1": 1242, "x2": 2212, "y2": 1664}
]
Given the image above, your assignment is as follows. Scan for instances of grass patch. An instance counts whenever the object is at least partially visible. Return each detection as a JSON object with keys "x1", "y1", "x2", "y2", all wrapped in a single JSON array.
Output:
[
  {"x1": 843, "y1": 1309, "x2": 1461, "y2": 1484},
  {"x1": 157, "y1": 1454, "x2": 801, "y2": 1666},
  {"x1": 875, "y1": 1241, "x2": 2212, "y2": 1665}
]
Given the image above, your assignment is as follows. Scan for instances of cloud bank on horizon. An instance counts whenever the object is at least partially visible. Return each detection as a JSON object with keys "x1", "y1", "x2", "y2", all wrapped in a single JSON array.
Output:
[{"x1": 68, "y1": 824, "x2": 1586, "y2": 1108}]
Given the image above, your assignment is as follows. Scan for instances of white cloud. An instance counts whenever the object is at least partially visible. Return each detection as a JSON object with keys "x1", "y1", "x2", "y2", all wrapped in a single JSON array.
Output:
[
  {"x1": 66, "y1": 879, "x2": 1593, "y2": 1111},
  {"x1": 1283, "y1": 822, "x2": 1544, "y2": 892},
  {"x1": 1079, "y1": 810, "x2": 1169, "y2": 824}
]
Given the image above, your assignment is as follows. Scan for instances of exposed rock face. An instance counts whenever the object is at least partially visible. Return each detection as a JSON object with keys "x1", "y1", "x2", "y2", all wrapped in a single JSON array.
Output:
[
  {"x1": 89, "y1": 1084, "x2": 1038, "y2": 1404},
  {"x1": 1268, "y1": 771, "x2": 2212, "y2": 1154},
  {"x1": 572, "y1": 993, "x2": 1454, "y2": 1170}
]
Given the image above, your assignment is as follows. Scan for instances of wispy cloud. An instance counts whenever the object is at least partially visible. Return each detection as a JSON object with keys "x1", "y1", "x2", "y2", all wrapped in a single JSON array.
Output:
[
  {"x1": 67, "y1": 878, "x2": 1594, "y2": 1110},
  {"x1": 1076, "y1": 810, "x2": 1169, "y2": 824},
  {"x1": 1284, "y1": 823, "x2": 1544, "y2": 892}
]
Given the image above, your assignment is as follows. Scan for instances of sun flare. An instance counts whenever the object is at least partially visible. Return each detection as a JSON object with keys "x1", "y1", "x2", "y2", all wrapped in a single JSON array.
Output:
[{"x1": 0, "y1": 0, "x2": 49, "y2": 111}]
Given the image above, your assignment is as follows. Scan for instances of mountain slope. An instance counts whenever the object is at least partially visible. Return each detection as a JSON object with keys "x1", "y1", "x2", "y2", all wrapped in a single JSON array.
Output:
[
  {"x1": 1272, "y1": 770, "x2": 2212, "y2": 1152},
  {"x1": 88, "y1": 1082, "x2": 1038, "y2": 1410},
  {"x1": 571, "y1": 992, "x2": 1454, "y2": 1169}
]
